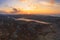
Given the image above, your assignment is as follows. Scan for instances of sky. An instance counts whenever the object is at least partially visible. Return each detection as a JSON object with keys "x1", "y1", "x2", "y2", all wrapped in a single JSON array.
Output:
[{"x1": 0, "y1": 0, "x2": 60, "y2": 15}]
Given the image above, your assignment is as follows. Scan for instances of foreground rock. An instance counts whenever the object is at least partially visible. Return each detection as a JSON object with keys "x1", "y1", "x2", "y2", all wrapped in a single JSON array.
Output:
[{"x1": 0, "y1": 18, "x2": 56, "y2": 40}]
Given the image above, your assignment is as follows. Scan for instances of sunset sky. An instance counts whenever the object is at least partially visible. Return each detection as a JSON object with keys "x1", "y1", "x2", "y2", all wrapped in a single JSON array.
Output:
[{"x1": 0, "y1": 0, "x2": 60, "y2": 15}]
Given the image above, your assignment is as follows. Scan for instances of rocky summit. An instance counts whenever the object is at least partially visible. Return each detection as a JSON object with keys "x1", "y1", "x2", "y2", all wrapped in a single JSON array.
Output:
[{"x1": 0, "y1": 17, "x2": 56, "y2": 40}]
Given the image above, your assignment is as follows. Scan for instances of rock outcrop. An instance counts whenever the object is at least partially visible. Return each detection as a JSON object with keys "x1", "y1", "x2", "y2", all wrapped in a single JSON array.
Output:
[{"x1": 0, "y1": 18, "x2": 56, "y2": 40}]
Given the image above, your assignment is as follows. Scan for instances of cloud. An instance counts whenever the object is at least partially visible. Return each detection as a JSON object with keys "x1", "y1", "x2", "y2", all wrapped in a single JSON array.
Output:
[
  {"x1": 12, "y1": 8, "x2": 18, "y2": 12},
  {"x1": 10, "y1": 8, "x2": 21, "y2": 13}
]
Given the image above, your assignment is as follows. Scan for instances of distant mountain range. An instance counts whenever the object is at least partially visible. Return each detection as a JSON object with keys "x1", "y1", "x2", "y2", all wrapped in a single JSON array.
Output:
[{"x1": 51, "y1": 14, "x2": 60, "y2": 17}]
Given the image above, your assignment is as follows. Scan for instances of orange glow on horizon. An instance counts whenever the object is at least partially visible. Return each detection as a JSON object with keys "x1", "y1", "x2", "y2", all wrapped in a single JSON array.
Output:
[{"x1": 0, "y1": 8, "x2": 60, "y2": 15}]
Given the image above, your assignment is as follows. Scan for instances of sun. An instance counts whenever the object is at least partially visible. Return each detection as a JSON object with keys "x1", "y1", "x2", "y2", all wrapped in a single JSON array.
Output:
[
  {"x1": 20, "y1": 4, "x2": 35, "y2": 14},
  {"x1": 21, "y1": 7, "x2": 33, "y2": 14}
]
